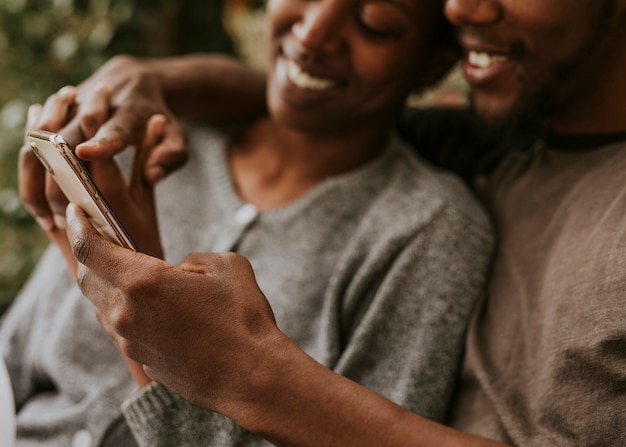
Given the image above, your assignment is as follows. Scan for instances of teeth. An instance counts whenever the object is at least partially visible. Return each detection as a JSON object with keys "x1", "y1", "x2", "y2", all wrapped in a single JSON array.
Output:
[
  {"x1": 468, "y1": 51, "x2": 508, "y2": 68},
  {"x1": 286, "y1": 59, "x2": 336, "y2": 91}
]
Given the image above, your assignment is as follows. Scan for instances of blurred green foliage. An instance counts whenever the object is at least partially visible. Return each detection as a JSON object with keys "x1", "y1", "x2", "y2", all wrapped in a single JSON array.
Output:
[{"x1": 0, "y1": 0, "x2": 236, "y2": 312}]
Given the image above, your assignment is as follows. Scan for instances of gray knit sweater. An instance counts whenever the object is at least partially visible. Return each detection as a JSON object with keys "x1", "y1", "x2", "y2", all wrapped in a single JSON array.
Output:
[{"x1": 1, "y1": 126, "x2": 492, "y2": 446}]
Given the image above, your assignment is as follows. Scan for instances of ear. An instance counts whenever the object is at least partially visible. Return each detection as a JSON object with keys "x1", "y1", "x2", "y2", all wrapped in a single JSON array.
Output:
[{"x1": 413, "y1": 40, "x2": 461, "y2": 89}]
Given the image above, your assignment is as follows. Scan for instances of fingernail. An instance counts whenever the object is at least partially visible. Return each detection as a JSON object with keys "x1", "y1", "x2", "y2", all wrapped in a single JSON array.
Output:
[
  {"x1": 53, "y1": 214, "x2": 67, "y2": 229},
  {"x1": 35, "y1": 216, "x2": 55, "y2": 232}
]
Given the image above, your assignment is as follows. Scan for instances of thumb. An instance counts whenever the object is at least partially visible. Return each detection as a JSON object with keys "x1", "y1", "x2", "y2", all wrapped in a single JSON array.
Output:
[{"x1": 66, "y1": 202, "x2": 114, "y2": 268}]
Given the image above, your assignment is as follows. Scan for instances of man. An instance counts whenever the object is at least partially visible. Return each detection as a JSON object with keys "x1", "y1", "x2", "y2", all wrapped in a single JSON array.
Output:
[{"x1": 17, "y1": 0, "x2": 626, "y2": 445}]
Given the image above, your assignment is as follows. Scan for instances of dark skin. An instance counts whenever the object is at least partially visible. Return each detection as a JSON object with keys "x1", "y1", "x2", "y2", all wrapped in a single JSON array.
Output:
[{"x1": 19, "y1": 55, "x2": 266, "y2": 232}]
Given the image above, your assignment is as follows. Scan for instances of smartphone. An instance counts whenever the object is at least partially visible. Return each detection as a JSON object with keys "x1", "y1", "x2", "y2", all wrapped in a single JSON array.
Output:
[{"x1": 27, "y1": 129, "x2": 138, "y2": 251}]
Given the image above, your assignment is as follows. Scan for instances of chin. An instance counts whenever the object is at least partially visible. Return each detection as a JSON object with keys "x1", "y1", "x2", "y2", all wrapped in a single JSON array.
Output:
[
  {"x1": 470, "y1": 92, "x2": 549, "y2": 145},
  {"x1": 470, "y1": 91, "x2": 519, "y2": 125}
]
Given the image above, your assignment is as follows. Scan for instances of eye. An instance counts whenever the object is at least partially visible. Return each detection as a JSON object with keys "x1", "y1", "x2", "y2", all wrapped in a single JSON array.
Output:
[{"x1": 357, "y1": 2, "x2": 408, "y2": 39}]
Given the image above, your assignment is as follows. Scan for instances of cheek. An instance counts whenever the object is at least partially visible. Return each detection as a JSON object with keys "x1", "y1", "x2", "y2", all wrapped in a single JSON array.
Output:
[{"x1": 351, "y1": 47, "x2": 416, "y2": 91}]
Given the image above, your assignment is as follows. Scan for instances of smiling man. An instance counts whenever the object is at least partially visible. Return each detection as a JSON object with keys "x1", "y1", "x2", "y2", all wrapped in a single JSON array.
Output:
[
  {"x1": 10, "y1": 0, "x2": 626, "y2": 445},
  {"x1": 432, "y1": 0, "x2": 626, "y2": 444}
]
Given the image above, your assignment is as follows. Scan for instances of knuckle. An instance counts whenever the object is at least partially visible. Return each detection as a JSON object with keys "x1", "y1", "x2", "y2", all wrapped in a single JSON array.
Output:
[
  {"x1": 123, "y1": 279, "x2": 146, "y2": 299},
  {"x1": 110, "y1": 307, "x2": 133, "y2": 336},
  {"x1": 123, "y1": 271, "x2": 159, "y2": 302},
  {"x1": 75, "y1": 264, "x2": 90, "y2": 293},
  {"x1": 222, "y1": 251, "x2": 251, "y2": 270},
  {"x1": 108, "y1": 54, "x2": 137, "y2": 69},
  {"x1": 116, "y1": 337, "x2": 137, "y2": 358},
  {"x1": 79, "y1": 109, "x2": 106, "y2": 131},
  {"x1": 71, "y1": 231, "x2": 94, "y2": 266},
  {"x1": 47, "y1": 85, "x2": 76, "y2": 107}
]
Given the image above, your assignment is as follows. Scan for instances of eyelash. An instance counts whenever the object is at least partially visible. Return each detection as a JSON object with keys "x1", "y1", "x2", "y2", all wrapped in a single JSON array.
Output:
[
  {"x1": 356, "y1": 18, "x2": 397, "y2": 39},
  {"x1": 291, "y1": 0, "x2": 399, "y2": 40}
]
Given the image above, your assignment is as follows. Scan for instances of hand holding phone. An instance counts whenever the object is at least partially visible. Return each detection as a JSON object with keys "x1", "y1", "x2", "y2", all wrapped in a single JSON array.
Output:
[{"x1": 27, "y1": 130, "x2": 138, "y2": 251}]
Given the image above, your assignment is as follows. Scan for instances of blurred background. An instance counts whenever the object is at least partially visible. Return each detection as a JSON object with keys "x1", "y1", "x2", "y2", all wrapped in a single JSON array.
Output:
[{"x1": 0, "y1": 0, "x2": 466, "y2": 314}]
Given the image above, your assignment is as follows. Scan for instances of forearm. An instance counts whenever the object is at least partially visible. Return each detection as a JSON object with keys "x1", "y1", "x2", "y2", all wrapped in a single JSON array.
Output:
[
  {"x1": 148, "y1": 54, "x2": 267, "y2": 123},
  {"x1": 226, "y1": 333, "x2": 506, "y2": 447}
]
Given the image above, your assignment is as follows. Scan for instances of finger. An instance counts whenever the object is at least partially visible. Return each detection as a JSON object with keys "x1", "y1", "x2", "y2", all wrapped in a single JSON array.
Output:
[
  {"x1": 19, "y1": 105, "x2": 55, "y2": 231},
  {"x1": 143, "y1": 121, "x2": 188, "y2": 184},
  {"x1": 66, "y1": 202, "x2": 168, "y2": 286},
  {"x1": 76, "y1": 82, "x2": 113, "y2": 138},
  {"x1": 18, "y1": 144, "x2": 54, "y2": 230},
  {"x1": 74, "y1": 119, "x2": 132, "y2": 161},
  {"x1": 89, "y1": 155, "x2": 128, "y2": 200},
  {"x1": 44, "y1": 168, "x2": 70, "y2": 229},
  {"x1": 37, "y1": 86, "x2": 78, "y2": 132},
  {"x1": 24, "y1": 103, "x2": 42, "y2": 135},
  {"x1": 130, "y1": 114, "x2": 167, "y2": 194}
]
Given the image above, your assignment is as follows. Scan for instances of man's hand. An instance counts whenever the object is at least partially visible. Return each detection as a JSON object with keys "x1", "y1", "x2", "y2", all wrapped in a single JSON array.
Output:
[{"x1": 66, "y1": 203, "x2": 279, "y2": 410}]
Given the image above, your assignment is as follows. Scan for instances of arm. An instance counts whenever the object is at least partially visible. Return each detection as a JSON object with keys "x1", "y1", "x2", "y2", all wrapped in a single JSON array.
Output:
[
  {"x1": 19, "y1": 54, "x2": 266, "y2": 233},
  {"x1": 65, "y1": 204, "x2": 507, "y2": 447},
  {"x1": 136, "y1": 54, "x2": 267, "y2": 124}
]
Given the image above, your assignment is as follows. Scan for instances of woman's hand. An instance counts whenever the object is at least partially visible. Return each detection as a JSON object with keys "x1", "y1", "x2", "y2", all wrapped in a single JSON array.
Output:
[
  {"x1": 19, "y1": 96, "x2": 167, "y2": 279},
  {"x1": 70, "y1": 55, "x2": 187, "y2": 183},
  {"x1": 19, "y1": 56, "x2": 188, "y2": 235}
]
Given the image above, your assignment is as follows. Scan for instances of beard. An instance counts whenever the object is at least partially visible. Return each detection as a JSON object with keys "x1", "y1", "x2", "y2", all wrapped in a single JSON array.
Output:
[
  {"x1": 467, "y1": 0, "x2": 619, "y2": 150},
  {"x1": 467, "y1": 92, "x2": 547, "y2": 153}
]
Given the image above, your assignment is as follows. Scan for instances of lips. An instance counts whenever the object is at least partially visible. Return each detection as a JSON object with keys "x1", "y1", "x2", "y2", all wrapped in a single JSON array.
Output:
[
  {"x1": 285, "y1": 58, "x2": 338, "y2": 91},
  {"x1": 456, "y1": 27, "x2": 524, "y2": 86}
]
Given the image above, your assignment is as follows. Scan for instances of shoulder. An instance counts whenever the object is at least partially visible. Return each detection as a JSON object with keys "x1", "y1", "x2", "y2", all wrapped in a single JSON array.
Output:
[{"x1": 372, "y1": 134, "x2": 493, "y2": 245}]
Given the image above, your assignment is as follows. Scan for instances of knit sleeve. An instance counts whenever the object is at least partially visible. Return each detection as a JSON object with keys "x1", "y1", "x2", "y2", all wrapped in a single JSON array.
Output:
[{"x1": 0, "y1": 245, "x2": 67, "y2": 407}]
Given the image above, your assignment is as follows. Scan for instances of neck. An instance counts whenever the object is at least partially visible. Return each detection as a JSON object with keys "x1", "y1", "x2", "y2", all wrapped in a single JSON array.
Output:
[{"x1": 228, "y1": 119, "x2": 391, "y2": 210}]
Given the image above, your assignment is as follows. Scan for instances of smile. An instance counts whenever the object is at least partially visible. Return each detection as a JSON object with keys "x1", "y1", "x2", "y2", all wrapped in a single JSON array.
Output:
[
  {"x1": 286, "y1": 59, "x2": 337, "y2": 91},
  {"x1": 467, "y1": 50, "x2": 509, "y2": 69}
]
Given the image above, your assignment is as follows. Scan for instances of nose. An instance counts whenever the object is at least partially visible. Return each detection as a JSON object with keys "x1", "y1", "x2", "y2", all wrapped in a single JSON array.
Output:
[
  {"x1": 444, "y1": 0, "x2": 503, "y2": 26},
  {"x1": 291, "y1": 2, "x2": 345, "y2": 53}
]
